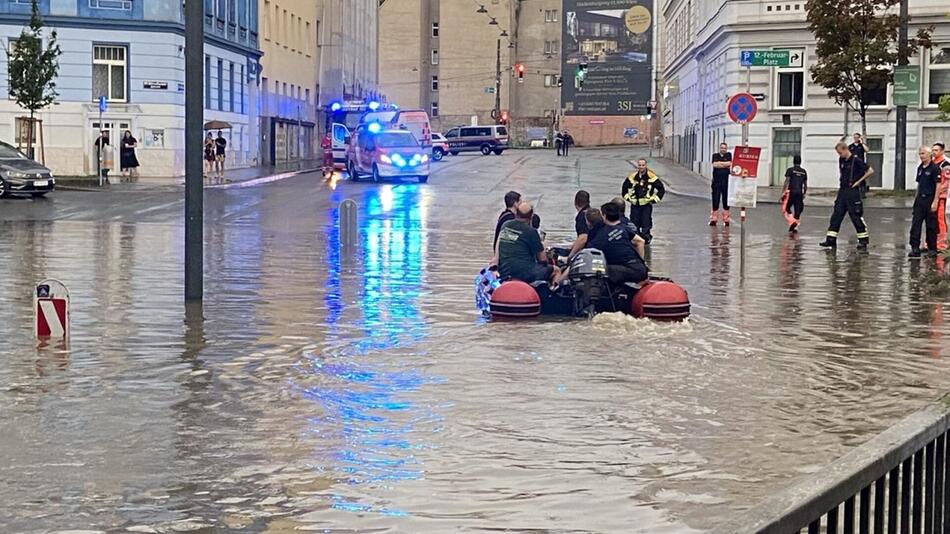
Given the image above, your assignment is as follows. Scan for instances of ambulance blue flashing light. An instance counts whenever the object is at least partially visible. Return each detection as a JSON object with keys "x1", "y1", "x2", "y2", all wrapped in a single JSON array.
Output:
[
  {"x1": 330, "y1": 101, "x2": 343, "y2": 112},
  {"x1": 368, "y1": 101, "x2": 381, "y2": 111},
  {"x1": 367, "y1": 122, "x2": 383, "y2": 134}
]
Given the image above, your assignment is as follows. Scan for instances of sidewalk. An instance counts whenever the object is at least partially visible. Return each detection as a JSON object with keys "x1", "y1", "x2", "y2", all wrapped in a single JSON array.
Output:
[
  {"x1": 56, "y1": 159, "x2": 323, "y2": 192},
  {"x1": 642, "y1": 155, "x2": 916, "y2": 210}
]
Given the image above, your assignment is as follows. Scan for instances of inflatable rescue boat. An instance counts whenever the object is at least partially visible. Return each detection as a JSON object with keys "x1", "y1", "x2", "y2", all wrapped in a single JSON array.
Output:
[{"x1": 475, "y1": 249, "x2": 690, "y2": 321}]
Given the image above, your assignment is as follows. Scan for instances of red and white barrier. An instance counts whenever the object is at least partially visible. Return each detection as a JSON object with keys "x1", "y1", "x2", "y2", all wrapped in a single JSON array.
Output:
[{"x1": 35, "y1": 279, "x2": 69, "y2": 339}]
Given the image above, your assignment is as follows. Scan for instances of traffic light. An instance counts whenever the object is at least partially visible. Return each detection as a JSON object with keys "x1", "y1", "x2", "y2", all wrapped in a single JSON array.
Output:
[
  {"x1": 516, "y1": 63, "x2": 525, "y2": 83},
  {"x1": 557, "y1": 76, "x2": 563, "y2": 88},
  {"x1": 500, "y1": 110, "x2": 509, "y2": 125}
]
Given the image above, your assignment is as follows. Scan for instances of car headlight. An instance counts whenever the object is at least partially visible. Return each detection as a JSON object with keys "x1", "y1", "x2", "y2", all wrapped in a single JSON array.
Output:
[
  {"x1": 379, "y1": 154, "x2": 392, "y2": 164},
  {"x1": 3, "y1": 171, "x2": 29, "y2": 179},
  {"x1": 420, "y1": 154, "x2": 429, "y2": 163}
]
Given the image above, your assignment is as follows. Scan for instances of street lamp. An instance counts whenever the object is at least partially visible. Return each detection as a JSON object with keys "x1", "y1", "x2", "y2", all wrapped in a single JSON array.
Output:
[
  {"x1": 476, "y1": 5, "x2": 487, "y2": 13},
  {"x1": 499, "y1": 29, "x2": 508, "y2": 37},
  {"x1": 489, "y1": 17, "x2": 498, "y2": 25}
]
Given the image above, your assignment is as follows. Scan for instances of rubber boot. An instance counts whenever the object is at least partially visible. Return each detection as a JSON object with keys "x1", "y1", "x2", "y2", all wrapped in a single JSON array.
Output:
[
  {"x1": 857, "y1": 238, "x2": 869, "y2": 251},
  {"x1": 722, "y1": 210, "x2": 732, "y2": 227},
  {"x1": 709, "y1": 210, "x2": 718, "y2": 227},
  {"x1": 909, "y1": 248, "x2": 922, "y2": 259},
  {"x1": 819, "y1": 237, "x2": 836, "y2": 248}
]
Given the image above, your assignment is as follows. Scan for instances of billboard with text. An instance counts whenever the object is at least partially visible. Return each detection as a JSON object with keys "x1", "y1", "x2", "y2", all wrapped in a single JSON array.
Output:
[{"x1": 562, "y1": 0, "x2": 654, "y2": 116}]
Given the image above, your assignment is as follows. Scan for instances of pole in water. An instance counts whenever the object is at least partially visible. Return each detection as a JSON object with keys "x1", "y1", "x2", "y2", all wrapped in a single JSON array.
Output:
[{"x1": 339, "y1": 199, "x2": 358, "y2": 249}]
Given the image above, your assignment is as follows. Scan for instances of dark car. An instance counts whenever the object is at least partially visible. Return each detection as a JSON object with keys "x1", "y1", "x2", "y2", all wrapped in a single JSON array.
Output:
[{"x1": 0, "y1": 141, "x2": 55, "y2": 198}]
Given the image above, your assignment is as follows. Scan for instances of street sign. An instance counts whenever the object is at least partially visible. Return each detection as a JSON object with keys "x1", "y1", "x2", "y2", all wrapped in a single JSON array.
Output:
[
  {"x1": 893, "y1": 65, "x2": 920, "y2": 107},
  {"x1": 35, "y1": 279, "x2": 69, "y2": 339},
  {"x1": 728, "y1": 146, "x2": 761, "y2": 208},
  {"x1": 727, "y1": 92, "x2": 758, "y2": 124},
  {"x1": 484, "y1": 87, "x2": 496, "y2": 94},
  {"x1": 740, "y1": 50, "x2": 800, "y2": 67},
  {"x1": 98, "y1": 96, "x2": 107, "y2": 112},
  {"x1": 623, "y1": 128, "x2": 638, "y2": 138}
]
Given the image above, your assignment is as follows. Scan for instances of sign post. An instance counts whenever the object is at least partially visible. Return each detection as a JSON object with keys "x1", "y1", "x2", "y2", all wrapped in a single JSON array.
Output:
[
  {"x1": 35, "y1": 279, "x2": 69, "y2": 339},
  {"x1": 97, "y1": 96, "x2": 106, "y2": 187}
]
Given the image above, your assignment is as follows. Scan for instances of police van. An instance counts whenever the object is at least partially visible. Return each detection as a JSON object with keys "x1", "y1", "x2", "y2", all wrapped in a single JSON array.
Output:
[{"x1": 443, "y1": 125, "x2": 509, "y2": 156}]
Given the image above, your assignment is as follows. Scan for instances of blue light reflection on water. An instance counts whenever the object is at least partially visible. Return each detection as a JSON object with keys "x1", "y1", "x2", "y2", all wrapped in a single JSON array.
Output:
[{"x1": 304, "y1": 184, "x2": 440, "y2": 519}]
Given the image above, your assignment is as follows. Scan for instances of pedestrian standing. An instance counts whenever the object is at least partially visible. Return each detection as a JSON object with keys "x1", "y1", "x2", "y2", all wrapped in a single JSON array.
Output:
[
  {"x1": 709, "y1": 142, "x2": 732, "y2": 226},
  {"x1": 563, "y1": 131, "x2": 573, "y2": 157},
  {"x1": 932, "y1": 142, "x2": 950, "y2": 251},
  {"x1": 554, "y1": 131, "x2": 564, "y2": 156},
  {"x1": 120, "y1": 130, "x2": 140, "y2": 181},
  {"x1": 782, "y1": 155, "x2": 808, "y2": 233},
  {"x1": 848, "y1": 132, "x2": 870, "y2": 197},
  {"x1": 94, "y1": 130, "x2": 111, "y2": 180},
  {"x1": 908, "y1": 146, "x2": 941, "y2": 258},
  {"x1": 819, "y1": 142, "x2": 874, "y2": 250},
  {"x1": 203, "y1": 132, "x2": 216, "y2": 180},
  {"x1": 214, "y1": 130, "x2": 228, "y2": 180},
  {"x1": 622, "y1": 158, "x2": 665, "y2": 244}
]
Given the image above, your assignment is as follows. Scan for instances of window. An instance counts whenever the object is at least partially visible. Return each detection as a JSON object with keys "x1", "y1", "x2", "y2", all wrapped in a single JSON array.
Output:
[
  {"x1": 432, "y1": 22, "x2": 439, "y2": 38},
  {"x1": 431, "y1": 49, "x2": 439, "y2": 65},
  {"x1": 927, "y1": 46, "x2": 950, "y2": 106},
  {"x1": 93, "y1": 45, "x2": 128, "y2": 102},
  {"x1": 229, "y1": 62, "x2": 235, "y2": 112},
  {"x1": 305, "y1": 88, "x2": 310, "y2": 104},
  {"x1": 205, "y1": 55, "x2": 212, "y2": 107},
  {"x1": 305, "y1": 22, "x2": 311, "y2": 54},
  {"x1": 774, "y1": 48, "x2": 805, "y2": 108},
  {"x1": 544, "y1": 74, "x2": 558, "y2": 87},
  {"x1": 88, "y1": 0, "x2": 133, "y2": 9},
  {"x1": 545, "y1": 9, "x2": 559, "y2": 22},
  {"x1": 431, "y1": 101, "x2": 439, "y2": 117},
  {"x1": 217, "y1": 59, "x2": 223, "y2": 110},
  {"x1": 228, "y1": 0, "x2": 236, "y2": 23},
  {"x1": 216, "y1": 0, "x2": 225, "y2": 19},
  {"x1": 431, "y1": 76, "x2": 439, "y2": 91},
  {"x1": 862, "y1": 80, "x2": 888, "y2": 107},
  {"x1": 544, "y1": 40, "x2": 559, "y2": 55}
]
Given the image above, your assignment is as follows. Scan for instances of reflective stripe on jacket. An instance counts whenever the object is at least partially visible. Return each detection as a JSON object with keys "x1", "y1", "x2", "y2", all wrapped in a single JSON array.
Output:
[{"x1": 622, "y1": 169, "x2": 666, "y2": 206}]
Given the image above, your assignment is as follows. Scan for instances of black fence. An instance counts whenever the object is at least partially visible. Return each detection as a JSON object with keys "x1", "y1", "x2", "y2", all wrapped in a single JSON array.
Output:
[{"x1": 712, "y1": 399, "x2": 950, "y2": 534}]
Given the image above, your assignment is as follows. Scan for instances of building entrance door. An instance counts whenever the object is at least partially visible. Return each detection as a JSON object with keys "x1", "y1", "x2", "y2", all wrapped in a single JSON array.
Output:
[
  {"x1": 771, "y1": 128, "x2": 802, "y2": 186},
  {"x1": 90, "y1": 120, "x2": 130, "y2": 175}
]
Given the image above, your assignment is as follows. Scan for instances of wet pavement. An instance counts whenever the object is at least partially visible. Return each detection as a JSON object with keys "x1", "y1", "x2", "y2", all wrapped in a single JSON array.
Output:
[{"x1": 1, "y1": 147, "x2": 949, "y2": 533}]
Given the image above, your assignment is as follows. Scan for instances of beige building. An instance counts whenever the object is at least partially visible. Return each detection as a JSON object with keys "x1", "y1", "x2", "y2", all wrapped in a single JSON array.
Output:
[
  {"x1": 259, "y1": 0, "x2": 319, "y2": 165},
  {"x1": 258, "y1": 0, "x2": 379, "y2": 165}
]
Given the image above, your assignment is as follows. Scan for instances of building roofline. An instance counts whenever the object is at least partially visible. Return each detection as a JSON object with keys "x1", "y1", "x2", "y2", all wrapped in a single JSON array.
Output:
[{"x1": 0, "y1": 14, "x2": 262, "y2": 58}]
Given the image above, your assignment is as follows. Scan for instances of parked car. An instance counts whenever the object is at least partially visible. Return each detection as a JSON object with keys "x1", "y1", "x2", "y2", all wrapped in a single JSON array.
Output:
[
  {"x1": 431, "y1": 133, "x2": 449, "y2": 161},
  {"x1": 0, "y1": 141, "x2": 54, "y2": 198},
  {"x1": 347, "y1": 129, "x2": 430, "y2": 183},
  {"x1": 443, "y1": 125, "x2": 509, "y2": 156}
]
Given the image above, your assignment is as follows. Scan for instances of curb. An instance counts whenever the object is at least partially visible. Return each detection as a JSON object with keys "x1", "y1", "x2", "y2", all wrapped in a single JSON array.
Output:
[{"x1": 54, "y1": 167, "x2": 320, "y2": 193}]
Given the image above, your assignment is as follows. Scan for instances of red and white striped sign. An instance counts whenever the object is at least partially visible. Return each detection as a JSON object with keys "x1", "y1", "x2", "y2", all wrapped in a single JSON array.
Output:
[{"x1": 35, "y1": 279, "x2": 69, "y2": 339}]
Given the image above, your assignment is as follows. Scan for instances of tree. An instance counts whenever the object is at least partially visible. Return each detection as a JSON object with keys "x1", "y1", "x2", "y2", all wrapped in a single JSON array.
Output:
[
  {"x1": 806, "y1": 0, "x2": 931, "y2": 139},
  {"x1": 6, "y1": 0, "x2": 61, "y2": 158},
  {"x1": 939, "y1": 94, "x2": 950, "y2": 122}
]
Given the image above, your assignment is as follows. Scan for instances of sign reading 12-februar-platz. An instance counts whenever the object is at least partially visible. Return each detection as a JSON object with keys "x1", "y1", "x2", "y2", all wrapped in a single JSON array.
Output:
[
  {"x1": 562, "y1": 0, "x2": 654, "y2": 116},
  {"x1": 740, "y1": 50, "x2": 800, "y2": 67}
]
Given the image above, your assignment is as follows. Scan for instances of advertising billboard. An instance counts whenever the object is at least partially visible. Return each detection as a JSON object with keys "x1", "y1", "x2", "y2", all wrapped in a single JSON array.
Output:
[{"x1": 562, "y1": 0, "x2": 654, "y2": 116}]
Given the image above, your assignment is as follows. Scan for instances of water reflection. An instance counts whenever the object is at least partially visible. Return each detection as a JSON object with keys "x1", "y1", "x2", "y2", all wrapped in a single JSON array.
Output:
[{"x1": 305, "y1": 184, "x2": 438, "y2": 518}]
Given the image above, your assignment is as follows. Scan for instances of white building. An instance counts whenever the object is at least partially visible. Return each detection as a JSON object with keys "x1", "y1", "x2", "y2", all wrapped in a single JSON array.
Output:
[
  {"x1": 0, "y1": 0, "x2": 262, "y2": 178},
  {"x1": 661, "y1": 0, "x2": 950, "y2": 189}
]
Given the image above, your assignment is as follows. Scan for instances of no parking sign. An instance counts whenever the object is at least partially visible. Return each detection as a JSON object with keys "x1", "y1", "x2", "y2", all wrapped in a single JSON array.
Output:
[
  {"x1": 35, "y1": 279, "x2": 69, "y2": 339},
  {"x1": 727, "y1": 93, "x2": 758, "y2": 124}
]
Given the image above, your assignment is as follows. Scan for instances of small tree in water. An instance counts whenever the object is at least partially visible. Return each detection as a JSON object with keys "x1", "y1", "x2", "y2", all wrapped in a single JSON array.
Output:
[
  {"x1": 806, "y1": 0, "x2": 930, "y2": 141},
  {"x1": 6, "y1": 0, "x2": 61, "y2": 158}
]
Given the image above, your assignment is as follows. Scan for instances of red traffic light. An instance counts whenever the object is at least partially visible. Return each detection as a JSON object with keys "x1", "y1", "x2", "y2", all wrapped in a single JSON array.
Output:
[
  {"x1": 500, "y1": 111, "x2": 510, "y2": 124},
  {"x1": 516, "y1": 63, "x2": 525, "y2": 74}
]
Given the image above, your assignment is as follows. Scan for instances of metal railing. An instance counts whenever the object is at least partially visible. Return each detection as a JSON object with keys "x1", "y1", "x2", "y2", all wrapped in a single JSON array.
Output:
[{"x1": 713, "y1": 398, "x2": 950, "y2": 534}]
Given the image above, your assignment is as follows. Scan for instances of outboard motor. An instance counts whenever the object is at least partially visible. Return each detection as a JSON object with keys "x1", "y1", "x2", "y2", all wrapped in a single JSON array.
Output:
[{"x1": 568, "y1": 248, "x2": 609, "y2": 317}]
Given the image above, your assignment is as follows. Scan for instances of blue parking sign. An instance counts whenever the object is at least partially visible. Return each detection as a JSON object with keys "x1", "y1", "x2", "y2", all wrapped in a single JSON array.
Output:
[{"x1": 98, "y1": 96, "x2": 107, "y2": 112}]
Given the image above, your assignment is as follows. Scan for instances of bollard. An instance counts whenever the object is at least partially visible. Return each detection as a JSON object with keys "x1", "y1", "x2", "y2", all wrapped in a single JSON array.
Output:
[
  {"x1": 35, "y1": 279, "x2": 70, "y2": 339},
  {"x1": 339, "y1": 199, "x2": 358, "y2": 249}
]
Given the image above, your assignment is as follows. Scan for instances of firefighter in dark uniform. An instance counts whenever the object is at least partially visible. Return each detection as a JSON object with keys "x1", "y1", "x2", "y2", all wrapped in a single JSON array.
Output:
[
  {"x1": 819, "y1": 142, "x2": 874, "y2": 250},
  {"x1": 782, "y1": 154, "x2": 808, "y2": 232},
  {"x1": 908, "y1": 145, "x2": 941, "y2": 258},
  {"x1": 622, "y1": 158, "x2": 665, "y2": 244}
]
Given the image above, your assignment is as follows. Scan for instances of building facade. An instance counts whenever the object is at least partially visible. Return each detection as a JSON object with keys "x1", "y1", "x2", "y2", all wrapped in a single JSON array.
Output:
[
  {"x1": 0, "y1": 0, "x2": 262, "y2": 178},
  {"x1": 379, "y1": 0, "x2": 656, "y2": 146},
  {"x1": 318, "y1": 0, "x2": 379, "y2": 106},
  {"x1": 661, "y1": 0, "x2": 950, "y2": 189},
  {"x1": 258, "y1": 0, "x2": 317, "y2": 166}
]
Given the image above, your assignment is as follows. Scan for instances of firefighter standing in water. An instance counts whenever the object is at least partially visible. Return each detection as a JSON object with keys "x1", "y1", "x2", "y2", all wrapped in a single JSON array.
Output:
[
  {"x1": 933, "y1": 142, "x2": 950, "y2": 251},
  {"x1": 622, "y1": 158, "x2": 665, "y2": 244},
  {"x1": 819, "y1": 142, "x2": 874, "y2": 250},
  {"x1": 710, "y1": 143, "x2": 732, "y2": 226},
  {"x1": 321, "y1": 132, "x2": 333, "y2": 177}
]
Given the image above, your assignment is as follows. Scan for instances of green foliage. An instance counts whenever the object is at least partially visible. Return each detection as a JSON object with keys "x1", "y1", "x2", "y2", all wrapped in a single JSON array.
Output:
[
  {"x1": 806, "y1": 0, "x2": 931, "y2": 135},
  {"x1": 938, "y1": 94, "x2": 950, "y2": 122},
  {"x1": 6, "y1": 0, "x2": 61, "y2": 118}
]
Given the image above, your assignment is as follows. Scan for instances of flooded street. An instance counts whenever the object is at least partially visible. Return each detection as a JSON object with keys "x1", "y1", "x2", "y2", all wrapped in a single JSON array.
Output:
[{"x1": 1, "y1": 148, "x2": 949, "y2": 533}]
